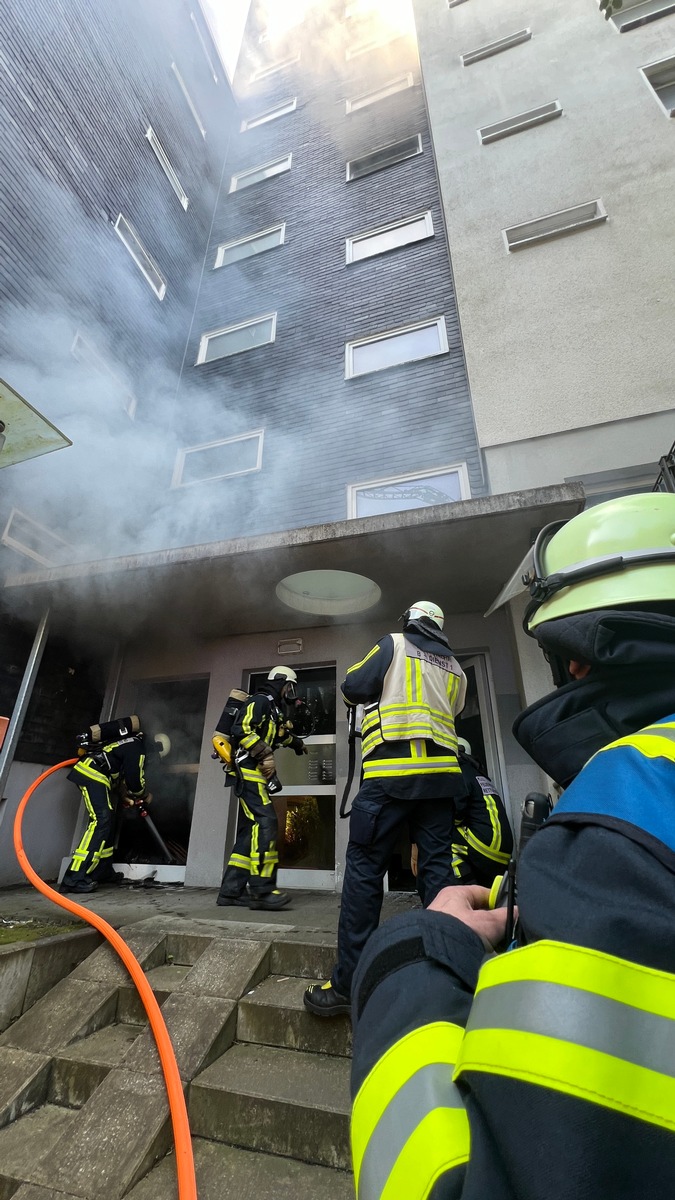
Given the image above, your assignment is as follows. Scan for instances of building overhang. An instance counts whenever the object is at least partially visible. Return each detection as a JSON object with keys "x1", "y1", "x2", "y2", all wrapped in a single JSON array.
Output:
[{"x1": 3, "y1": 485, "x2": 585, "y2": 644}]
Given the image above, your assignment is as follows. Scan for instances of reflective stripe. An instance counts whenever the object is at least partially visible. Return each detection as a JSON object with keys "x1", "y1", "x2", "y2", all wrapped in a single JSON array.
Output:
[
  {"x1": 352, "y1": 1022, "x2": 468, "y2": 1199},
  {"x1": 346, "y1": 643, "x2": 381, "y2": 675},
  {"x1": 74, "y1": 762, "x2": 110, "y2": 786},
  {"x1": 596, "y1": 720, "x2": 675, "y2": 764},
  {"x1": 363, "y1": 757, "x2": 461, "y2": 778},
  {"x1": 455, "y1": 939, "x2": 675, "y2": 1132},
  {"x1": 229, "y1": 853, "x2": 252, "y2": 870}
]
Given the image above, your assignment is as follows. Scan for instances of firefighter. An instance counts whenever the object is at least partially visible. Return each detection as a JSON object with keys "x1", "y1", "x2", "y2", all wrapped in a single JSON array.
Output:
[
  {"x1": 217, "y1": 666, "x2": 307, "y2": 912},
  {"x1": 60, "y1": 716, "x2": 150, "y2": 894},
  {"x1": 349, "y1": 493, "x2": 675, "y2": 1199},
  {"x1": 304, "y1": 601, "x2": 467, "y2": 1017},
  {"x1": 411, "y1": 739, "x2": 513, "y2": 893}
]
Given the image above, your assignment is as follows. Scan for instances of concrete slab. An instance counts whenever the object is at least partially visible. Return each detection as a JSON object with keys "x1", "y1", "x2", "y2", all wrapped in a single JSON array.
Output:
[
  {"x1": 177, "y1": 938, "x2": 271, "y2": 1000},
  {"x1": 115, "y1": 964, "x2": 191, "y2": 1025},
  {"x1": 0, "y1": 946, "x2": 33, "y2": 1032},
  {"x1": 123, "y1": 993, "x2": 236, "y2": 1081},
  {"x1": 7, "y1": 1188, "x2": 73, "y2": 1200},
  {"x1": 0, "y1": 1047, "x2": 51, "y2": 1129},
  {"x1": 49, "y1": 1023, "x2": 145, "y2": 1108},
  {"x1": 0, "y1": 1104, "x2": 77, "y2": 1191},
  {"x1": 22, "y1": 930, "x2": 101, "y2": 1011},
  {"x1": 270, "y1": 939, "x2": 336, "y2": 980},
  {"x1": 189, "y1": 1043, "x2": 351, "y2": 1169},
  {"x1": 71, "y1": 930, "x2": 166, "y2": 985},
  {"x1": 31, "y1": 1070, "x2": 173, "y2": 1199},
  {"x1": 163, "y1": 932, "x2": 215, "y2": 965},
  {"x1": 126, "y1": 1138, "x2": 354, "y2": 1200},
  {"x1": 238, "y1": 976, "x2": 352, "y2": 1058},
  {"x1": 0, "y1": 978, "x2": 118, "y2": 1054}
]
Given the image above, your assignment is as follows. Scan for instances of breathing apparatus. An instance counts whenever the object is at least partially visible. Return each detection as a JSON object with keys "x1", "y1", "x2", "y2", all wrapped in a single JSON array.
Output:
[{"x1": 76, "y1": 714, "x2": 141, "y2": 755}]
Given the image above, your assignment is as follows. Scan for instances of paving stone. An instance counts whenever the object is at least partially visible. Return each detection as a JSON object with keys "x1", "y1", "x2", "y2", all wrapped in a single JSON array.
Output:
[
  {"x1": 126, "y1": 1138, "x2": 354, "y2": 1200},
  {"x1": 0, "y1": 978, "x2": 118, "y2": 1054},
  {"x1": 189, "y1": 1043, "x2": 351, "y2": 1169},
  {"x1": 71, "y1": 931, "x2": 166, "y2": 985},
  {"x1": 31, "y1": 1070, "x2": 173, "y2": 1199},
  {"x1": 0, "y1": 1105, "x2": 77, "y2": 1193},
  {"x1": 49, "y1": 1023, "x2": 145, "y2": 1108},
  {"x1": 177, "y1": 938, "x2": 270, "y2": 1000},
  {"x1": 123, "y1": 993, "x2": 236, "y2": 1081},
  {"x1": 270, "y1": 939, "x2": 337, "y2": 981},
  {"x1": 0, "y1": 1047, "x2": 51, "y2": 1129},
  {"x1": 238, "y1": 975, "x2": 352, "y2": 1057}
]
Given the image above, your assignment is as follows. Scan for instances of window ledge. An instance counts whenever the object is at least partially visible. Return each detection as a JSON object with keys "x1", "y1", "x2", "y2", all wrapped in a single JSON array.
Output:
[
  {"x1": 504, "y1": 200, "x2": 608, "y2": 252},
  {"x1": 480, "y1": 101, "x2": 562, "y2": 144}
]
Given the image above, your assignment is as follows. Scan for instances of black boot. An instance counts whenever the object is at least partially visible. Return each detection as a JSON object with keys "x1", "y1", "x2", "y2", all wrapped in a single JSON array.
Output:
[
  {"x1": 216, "y1": 892, "x2": 250, "y2": 907},
  {"x1": 60, "y1": 876, "x2": 98, "y2": 894},
  {"x1": 303, "y1": 981, "x2": 351, "y2": 1017},
  {"x1": 248, "y1": 889, "x2": 290, "y2": 911}
]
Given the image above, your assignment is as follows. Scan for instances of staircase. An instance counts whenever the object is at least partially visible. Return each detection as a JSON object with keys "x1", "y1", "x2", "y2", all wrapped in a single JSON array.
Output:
[{"x1": 0, "y1": 920, "x2": 354, "y2": 1199}]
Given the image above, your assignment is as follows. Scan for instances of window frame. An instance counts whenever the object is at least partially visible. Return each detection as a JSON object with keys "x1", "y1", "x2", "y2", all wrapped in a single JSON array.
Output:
[
  {"x1": 607, "y1": 0, "x2": 675, "y2": 32},
  {"x1": 241, "y1": 97, "x2": 297, "y2": 131},
  {"x1": 229, "y1": 153, "x2": 292, "y2": 193},
  {"x1": 190, "y1": 11, "x2": 219, "y2": 83},
  {"x1": 345, "y1": 316, "x2": 449, "y2": 379},
  {"x1": 1, "y1": 507, "x2": 75, "y2": 567},
  {"x1": 478, "y1": 100, "x2": 562, "y2": 145},
  {"x1": 503, "y1": 199, "x2": 608, "y2": 252},
  {"x1": 346, "y1": 133, "x2": 422, "y2": 181},
  {"x1": 171, "y1": 429, "x2": 265, "y2": 488},
  {"x1": 345, "y1": 210, "x2": 434, "y2": 264},
  {"x1": 171, "y1": 61, "x2": 206, "y2": 138},
  {"x1": 345, "y1": 35, "x2": 397, "y2": 60},
  {"x1": 250, "y1": 54, "x2": 300, "y2": 82},
  {"x1": 196, "y1": 313, "x2": 278, "y2": 364},
  {"x1": 71, "y1": 331, "x2": 137, "y2": 417},
  {"x1": 145, "y1": 126, "x2": 189, "y2": 210},
  {"x1": 461, "y1": 29, "x2": 532, "y2": 66},
  {"x1": 347, "y1": 462, "x2": 471, "y2": 518},
  {"x1": 639, "y1": 55, "x2": 675, "y2": 116},
  {"x1": 346, "y1": 73, "x2": 415, "y2": 114},
  {"x1": 113, "y1": 214, "x2": 167, "y2": 300},
  {"x1": 214, "y1": 223, "x2": 286, "y2": 269}
]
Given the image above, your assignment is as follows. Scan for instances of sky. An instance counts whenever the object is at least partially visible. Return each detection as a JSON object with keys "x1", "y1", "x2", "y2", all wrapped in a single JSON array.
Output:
[{"x1": 200, "y1": 0, "x2": 252, "y2": 83}]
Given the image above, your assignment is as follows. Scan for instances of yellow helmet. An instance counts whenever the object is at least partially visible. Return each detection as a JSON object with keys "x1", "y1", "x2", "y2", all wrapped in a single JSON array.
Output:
[{"x1": 525, "y1": 493, "x2": 675, "y2": 631}]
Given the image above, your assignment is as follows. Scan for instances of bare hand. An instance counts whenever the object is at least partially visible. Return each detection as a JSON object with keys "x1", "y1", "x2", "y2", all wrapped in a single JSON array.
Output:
[{"x1": 428, "y1": 884, "x2": 514, "y2": 951}]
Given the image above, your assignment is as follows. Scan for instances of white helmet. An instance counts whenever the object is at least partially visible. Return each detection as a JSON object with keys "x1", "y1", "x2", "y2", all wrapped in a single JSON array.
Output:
[
  {"x1": 268, "y1": 665, "x2": 298, "y2": 698},
  {"x1": 457, "y1": 737, "x2": 471, "y2": 756},
  {"x1": 404, "y1": 600, "x2": 445, "y2": 631}
]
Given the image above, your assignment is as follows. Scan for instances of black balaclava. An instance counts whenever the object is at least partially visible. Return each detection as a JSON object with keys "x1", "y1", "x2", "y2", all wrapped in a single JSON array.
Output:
[{"x1": 513, "y1": 608, "x2": 675, "y2": 788}]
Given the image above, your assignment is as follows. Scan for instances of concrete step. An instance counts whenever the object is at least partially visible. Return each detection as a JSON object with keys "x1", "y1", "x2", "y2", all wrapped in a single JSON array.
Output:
[
  {"x1": 238, "y1": 975, "x2": 352, "y2": 1057},
  {"x1": 0, "y1": 1103, "x2": 77, "y2": 1197},
  {"x1": 49, "y1": 1022, "x2": 145, "y2": 1107},
  {"x1": 126, "y1": 1137, "x2": 353, "y2": 1200},
  {"x1": 0, "y1": 977, "x2": 119, "y2": 1055},
  {"x1": 270, "y1": 938, "x2": 337, "y2": 981},
  {"x1": 116, "y1": 963, "x2": 192, "y2": 1023},
  {"x1": 189, "y1": 1042, "x2": 352, "y2": 1170},
  {"x1": 0, "y1": 1047, "x2": 51, "y2": 1129}
]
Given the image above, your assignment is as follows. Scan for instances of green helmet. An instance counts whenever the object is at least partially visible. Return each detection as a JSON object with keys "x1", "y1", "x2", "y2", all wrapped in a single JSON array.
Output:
[{"x1": 525, "y1": 493, "x2": 675, "y2": 631}]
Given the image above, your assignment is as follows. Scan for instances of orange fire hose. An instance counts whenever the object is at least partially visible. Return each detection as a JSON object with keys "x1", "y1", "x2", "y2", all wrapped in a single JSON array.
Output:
[{"x1": 13, "y1": 760, "x2": 197, "y2": 1200}]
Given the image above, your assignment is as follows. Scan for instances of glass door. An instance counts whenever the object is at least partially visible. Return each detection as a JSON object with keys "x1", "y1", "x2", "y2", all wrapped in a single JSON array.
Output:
[{"x1": 247, "y1": 665, "x2": 337, "y2": 890}]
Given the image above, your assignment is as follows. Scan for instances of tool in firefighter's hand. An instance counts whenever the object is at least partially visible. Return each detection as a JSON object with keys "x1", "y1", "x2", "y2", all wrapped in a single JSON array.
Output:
[
  {"x1": 340, "y1": 703, "x2": 365, "y2": 818},
  {"x1": 119, "y1": 783, "x2": 174, "y2": 864},
  {"x1": 489, "y1": 792, "x2": 552, "y2": 945}
]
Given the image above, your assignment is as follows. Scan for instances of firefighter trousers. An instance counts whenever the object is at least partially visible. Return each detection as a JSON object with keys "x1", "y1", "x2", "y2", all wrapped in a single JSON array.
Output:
[
  {"x1": 332, "y1": 780, "x2": 456, "y2": 998},
  {"x1": 63, "y1": 777, "x2": 115, "y2": 881},
  {"x1": 218, "y1": 766, "x2": 279, "y2": 899}
]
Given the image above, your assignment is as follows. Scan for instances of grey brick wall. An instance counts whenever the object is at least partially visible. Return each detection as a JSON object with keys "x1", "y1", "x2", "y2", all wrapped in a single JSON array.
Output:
[{"x1": 177, "y1": 5, "x2": 484, "y2": 538}]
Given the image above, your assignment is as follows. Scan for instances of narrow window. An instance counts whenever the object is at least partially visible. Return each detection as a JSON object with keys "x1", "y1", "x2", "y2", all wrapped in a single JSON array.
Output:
[
  {"x1": 346, "y1": 317, "x2": 448, "y2": 378},
  {"x1": 461, "y1": 29, "x2": 532, "y2": 66},
  {"x1": 251, "y1": 55, "x2": 300, "y2": 82},
  {"x1": 346, "y1": 74, "x2": 415, "y2": 113},
  {"x1": 346, "y1": 211, "x2": 434, "y2": 263},
  {"x1": 347, "y1": 134, "x2": 422, "y2": 181},
  {"x1": 215, "y1": 224, "x2": 286, "y2": 268},
  {"x1": 1, "y1": 507, "x2": 74, "y2": 567},
  {"x1": 190, "y1": 11, "x2": 219, "y2": 83},
  {"x1": 348, "y1": 464, "x2": 470, "y2": 518},
  {"x1": 608, "y1": 0, "x2": 675, "y2": 32},
  {"x1": 172, "y1": 430, "x2": 264, "y2": 487},
  {"x1": 503, "y1": 199, "x2": 607, "y2": 251},
  {"x1": 114, "y1": 214, "x2": 167, "y2": 299},
  {"x1": 640, "y1": 55, "x2": 675, "y2": 116},
  {"x1": 196, "y1": 314, "x2": 277, "y2": 363},
  {"x1": 448, "y1": 0, "x2": 471, "y2": 6},
  {"x1": 346, "y1": 36, "x2": 396, "y2": 60},
  {"x1": 71, "y1": 331, "x2": 137, "y2": 416},
  {"x1": 229, "y1": 154, "x2": 292, "y2": 192},
  {"x1": 479, "y1": 101, "x2": 562, "y2": 144},
  {"x1": 145, "y1": 126, "x2": 189, "y2": 210},
  {"x1": 171, "y1": 62, "x2": 206, "y2": 138},
  {"x1": 241, "y1": 98, "x2": 297, "y2": 131}
]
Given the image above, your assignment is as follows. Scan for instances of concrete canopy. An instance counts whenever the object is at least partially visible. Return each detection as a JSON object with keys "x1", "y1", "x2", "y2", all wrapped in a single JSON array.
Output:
[{"x1": 3, "y1": 485, "x2": 584, "y2": 643}]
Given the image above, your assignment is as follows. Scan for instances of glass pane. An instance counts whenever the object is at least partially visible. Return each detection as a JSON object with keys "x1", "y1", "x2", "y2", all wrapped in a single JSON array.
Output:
[
  {"x1": 181, "y1": 436, "x2": 260, "y2": 484},
  {"x1": 220, "y1": 228, "x2": 282, "y2": 266},
  {"x1": 349, "y1": 136, "x2": 419, "y2": 180},
  {"x1": 248, "y1": 665, "x2": 337, "y2": 736},
  {"x1": 355, "y1": 470, "x2": 462, "y2": 517},
  {"x1": 272, "y1": 795, "x2": 336, "y2": 870},
  {"x1": 204, "y1": 317, "x2": 274, "y2": 361},
  {"x1": 235, "y1": 158, "x2": 290, "y2": 189},
  {"x1": 352, "y1": 216, "x2": 429, "y2": 262},
  {"x1": 352, "y1": 323, "x2": 441, "y2": 375}
]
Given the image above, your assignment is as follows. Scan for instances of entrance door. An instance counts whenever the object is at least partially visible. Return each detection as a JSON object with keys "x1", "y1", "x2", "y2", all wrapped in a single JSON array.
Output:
[{"x1": 246, "y1": 665, "x2": 337, "y2": 891}]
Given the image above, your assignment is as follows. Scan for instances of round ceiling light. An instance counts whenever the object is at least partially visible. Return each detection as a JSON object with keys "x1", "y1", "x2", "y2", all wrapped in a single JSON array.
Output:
[{"x1": 276, "y1": 569, "x2": 381, "y2": 616}]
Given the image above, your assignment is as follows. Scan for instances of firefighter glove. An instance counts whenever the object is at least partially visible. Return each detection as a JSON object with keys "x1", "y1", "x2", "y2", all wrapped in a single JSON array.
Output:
[
  {"x1": 291, "y1": 737, "x2": 308, "y2": 756},
  {"x1": 249, "y1": 740, "x2": 273, "y2": 761},
  {"x1": 258, "y1": 755, "x2": 277, "y2": 781}
]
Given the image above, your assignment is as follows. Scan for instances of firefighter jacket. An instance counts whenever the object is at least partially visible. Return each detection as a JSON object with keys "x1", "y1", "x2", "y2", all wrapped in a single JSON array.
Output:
[
  {"x1": 342, "y1": 629, "x2": 467, "y2": 791},
  {"x1": 452, "y1": 754, "x2": 513, "y2": 880},
  {"x1": 69, "y1": 735, "x2": 146, "y2": 797},
  {"x1": 350, "y1": 714, "x2": 675, "y2": 1199},
  {"x1": 231, "y1": 690, "x2": 295, "y2": 759}
]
